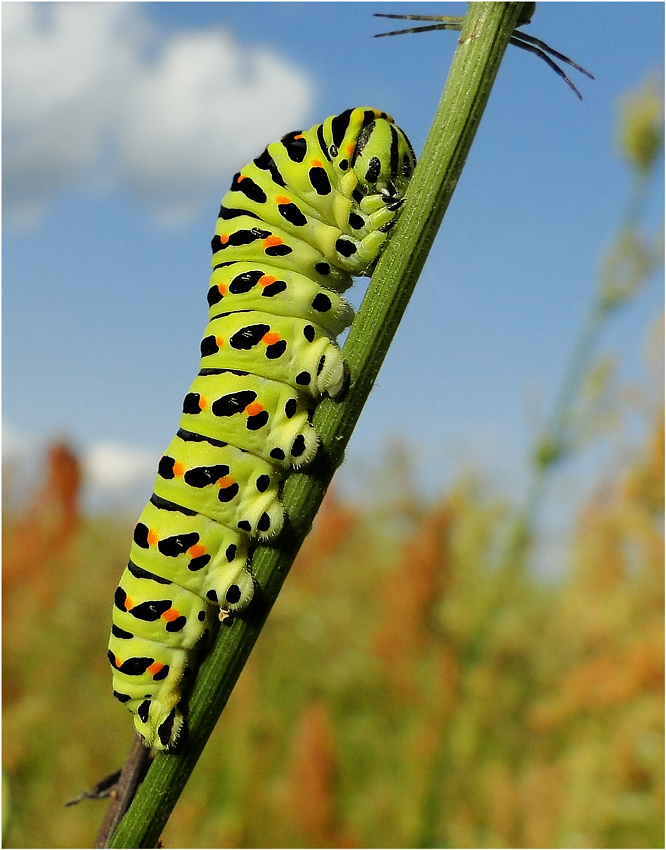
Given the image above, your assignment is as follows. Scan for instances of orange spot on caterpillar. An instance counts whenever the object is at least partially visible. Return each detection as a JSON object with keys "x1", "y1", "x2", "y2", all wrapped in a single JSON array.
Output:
[
  {"x1": 220, "y1": 234, "x2": 229, "y2": 245},
  {"x1": 148, "y1": 661, "x2": 164, "y2": 676},
  {"x1": 189, "y1": 544, "x2": 206, "y2": 558},
  {"x1": 345, "y1": 143, "x2": 355, "y2": 157},
  {"x1": 173, "y1": 462, "x2": 185, "y2": 477},
  {"x1": 124, "y1": 596, "x2": 134, "y2": 611},
  {"x1": 216, "y1": 336, "x2": 224, "y2": 347},
  {"x1": 161, "y1": 608, "x2": 181, "y2": 622},
  {"x1": 218, "y1": 283, "x2": 228, "y2": 295},
  {"x1": 262, "y1": 331, "x2": 280, "y2": 346},
  {"x1": 245, "y1": 401, "x2": 264, "y2": 417},
  {"x1": 275, "y1": 195, "x2": 291, "y2": 205},
  {"x1": 294, "y1": 134, "x2": 304, "y2": 140},
  {"x1": 147, "y1": 528, "x2": 159, "y2": 546},
  {"x1": 259, "y1": 275, "x2": 276, "y2": 287},
  {"x1": 197, "y1": 396, "x2": 208, "y2": 411},
  {"x1": 263, "y1": 235, "x2": 282, "y2": 248},
  {"x1": 311, "y1": 158, "x2": 323, "y2": 168},
  {"x1": 217, "y1": 475, "x2": 235, "y2": 489},
  {"x1": 114, "y1": 655, "x2": 122, "y2": 668},
  {"x1": 237, "y1": 173, "x2": 246, "y2": 181}
]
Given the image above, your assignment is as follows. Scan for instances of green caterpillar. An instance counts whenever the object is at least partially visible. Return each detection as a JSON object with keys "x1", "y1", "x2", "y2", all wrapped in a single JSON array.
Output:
[{"x1": 108, "y1": 107, "x2": 416, "y2": 750}]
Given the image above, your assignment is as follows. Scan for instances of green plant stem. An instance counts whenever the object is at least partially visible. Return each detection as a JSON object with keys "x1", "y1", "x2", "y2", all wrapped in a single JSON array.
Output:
[
  {"x1": 497, "y1": 94, "x2": 663, "y2": 581},
  {"x1": 523, "y1": 153, "x2": 660, "y2": 536},
  {"x1": 107, "y1": 4, "x2": 524, "y2": 847}
]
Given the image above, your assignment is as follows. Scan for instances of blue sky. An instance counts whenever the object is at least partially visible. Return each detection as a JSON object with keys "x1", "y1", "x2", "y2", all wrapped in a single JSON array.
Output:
[{"x1": 3, "y1": 2, "x2": 664, "y2": 523}]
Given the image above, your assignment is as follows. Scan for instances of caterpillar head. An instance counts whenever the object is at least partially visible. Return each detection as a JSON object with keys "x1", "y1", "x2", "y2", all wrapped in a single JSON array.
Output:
[{"x1": 350, "y1": 117, "x2": 416, "y2": 200}]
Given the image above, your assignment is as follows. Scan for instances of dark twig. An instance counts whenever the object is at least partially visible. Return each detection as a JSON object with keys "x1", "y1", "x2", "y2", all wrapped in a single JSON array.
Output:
[
  {"x1": 65, "y1": 769, "x2": 122, "y2": 807},
  {"x1": 94, "y1": 735, "x2": 154, "y2": 849}
]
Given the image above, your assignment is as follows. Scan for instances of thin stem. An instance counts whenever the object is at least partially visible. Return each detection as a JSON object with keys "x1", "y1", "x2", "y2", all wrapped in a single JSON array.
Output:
[
  {"x1": 95, "y1": 736, "x2": 153, "y2": 848},
  {"x1": 508, "y1": 89, "x2": 662, "y2": 559}
]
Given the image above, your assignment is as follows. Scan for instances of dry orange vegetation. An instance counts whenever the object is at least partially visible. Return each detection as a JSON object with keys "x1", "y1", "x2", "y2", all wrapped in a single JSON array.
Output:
[{"x1": 2, "y1": 380, "x2": 663, "y2": 848}]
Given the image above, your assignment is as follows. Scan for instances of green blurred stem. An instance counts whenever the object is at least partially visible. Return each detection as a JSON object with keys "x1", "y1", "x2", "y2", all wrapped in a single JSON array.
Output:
[
  {"x1": 107, "y1": 4, "x2": 524, "y2": 847},
  {"x1": 526, "y1": 301, "x2": 607, "y2": 510},
  {"x1": 527, "y1": 161, "x2": 657, "y2": 522}
]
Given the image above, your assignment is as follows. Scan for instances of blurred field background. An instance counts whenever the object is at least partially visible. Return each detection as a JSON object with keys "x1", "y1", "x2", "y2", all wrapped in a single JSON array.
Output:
[{"x1": 3, "y1": 80, "x2": 664, "y2": 850}]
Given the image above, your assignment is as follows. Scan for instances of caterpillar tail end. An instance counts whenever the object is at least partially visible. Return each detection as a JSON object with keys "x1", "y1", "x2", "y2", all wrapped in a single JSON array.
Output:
[{"x1": 134, "y1": 701, "x2": 184, "y2": 751}]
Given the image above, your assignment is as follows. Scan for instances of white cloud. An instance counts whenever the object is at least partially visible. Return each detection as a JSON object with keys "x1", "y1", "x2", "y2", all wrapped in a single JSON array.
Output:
[
  {"x1": 3, "y1": 421, "x2": 159, "y2": 508},
  {"x1": 3, "y1": 3, "x2": 142, "y2": 225},
  {"x1": 119, "y1": 29, "x2": 311, "y2": 222},
  {"x1": 82, "y1": 441, "x2": 158, "y2": 493},
  {"x1": 2, "y1": 420, "x2": 35, "y2": 463},
  {"x1": 3, "y1": 3, "x2": 313, "y2": 227}
]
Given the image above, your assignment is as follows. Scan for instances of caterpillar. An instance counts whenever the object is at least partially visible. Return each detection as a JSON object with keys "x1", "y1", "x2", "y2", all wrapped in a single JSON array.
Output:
[
  {"x1": 374, "y1": 5, "x2": 594, "y2": 100},
  {"x1": 108, "y1": 107, "x2": 416, "y2": 750}
]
